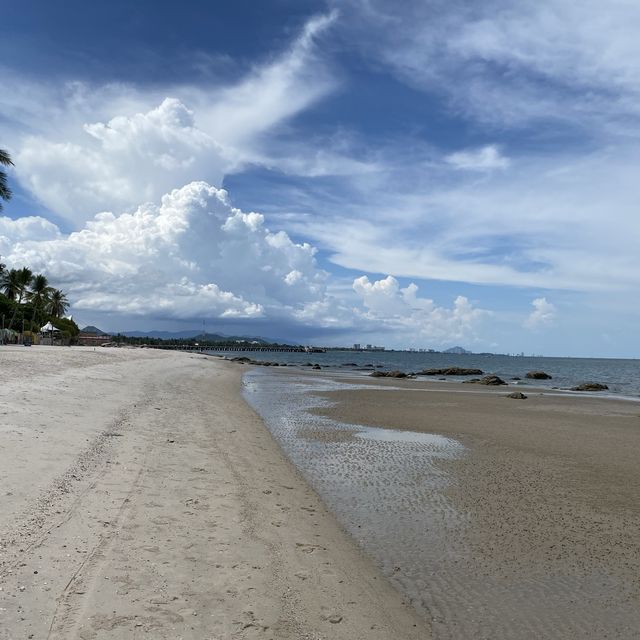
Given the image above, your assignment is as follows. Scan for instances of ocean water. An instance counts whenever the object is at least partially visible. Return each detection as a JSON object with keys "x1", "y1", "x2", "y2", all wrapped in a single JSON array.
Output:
[
  {"x1": 207, "y1": 349, "x2": 640, "y2": 398},
  {"x1": 241, "y1": 367, "x2": 640, "y2": 639}
]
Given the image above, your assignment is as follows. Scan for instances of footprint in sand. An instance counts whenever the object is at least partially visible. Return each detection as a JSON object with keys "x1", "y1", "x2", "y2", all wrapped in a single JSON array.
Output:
[
  {"x1": 295, "y1": 542, "x2": 325, "y2": 554},
  {"x1": 294, "y1": 571, "x2": 310, "y2": 580}
]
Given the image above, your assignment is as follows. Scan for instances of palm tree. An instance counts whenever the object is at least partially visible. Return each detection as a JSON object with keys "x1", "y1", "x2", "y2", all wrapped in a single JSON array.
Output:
[
  {"x1": 0, "y1": 149, "x2": 13, "y2": 212},
  {"x1": 48, "y1": 289, "x2": 69, "y2": 318},
  {"x1": 1, "y1": 268, "x2": 21, "y2": 301},
  {"x1": 14, "y1": 267, "x2": 33, "y2": 305},
  {"x1": 27, "y1": 273, "x2": 53, "y2": 327},
  {"x1": 7, "y1": 267, "x2": 33, "y2": 330}
]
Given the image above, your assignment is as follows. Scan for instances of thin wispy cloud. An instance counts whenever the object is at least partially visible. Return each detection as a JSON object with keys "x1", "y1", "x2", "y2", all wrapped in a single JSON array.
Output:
[
  {"x1": 445, "y1": 145, "x2": 510, "y2": 171},
  {"x1": 340, "y1": 0, "x2": 640, "y2": 130}
]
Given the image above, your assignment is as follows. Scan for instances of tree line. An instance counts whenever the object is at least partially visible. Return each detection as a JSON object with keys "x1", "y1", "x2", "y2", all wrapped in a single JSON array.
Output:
[{"x1": 0, "y1": 148, "x2": 78, "y2": 341}]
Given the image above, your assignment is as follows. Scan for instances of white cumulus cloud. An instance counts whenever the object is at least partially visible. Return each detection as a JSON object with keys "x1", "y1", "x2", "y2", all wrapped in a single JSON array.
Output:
[
  {"x1": 1, "y1": 12, "x2": 340, "y2": 228},
  {"x1": 16, "y1": 98, "x2": 228, "y2": 225},
  {"x1": 1, "y1": 182, "x2": 328, "y2": 322},
  {"x1": 524, "y1": 297, "x2": 556, "y2": 329},
  {"x1": 352, "y1": 275, "x2": 489, "y2": 344}
]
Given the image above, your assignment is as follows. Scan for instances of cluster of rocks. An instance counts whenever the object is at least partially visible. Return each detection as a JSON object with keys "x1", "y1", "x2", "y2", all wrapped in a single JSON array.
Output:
[
  {"x1": 228, "y1": 356, "x2": 327, "y2": 370},
  {"x1": 369, "y1": 370, "x2": 414, "y2": 379},
  {"x1": 525, "y1": 371, "x2": 553, "y2": 380},
  {"x1": 227, "y1": 358, "x2": 611, "y2": 394},
  {"x1": 521, "y1": 371, "x2": 609, "y2": 391},
  {"x1": 571, "y1": 382, "x2": 609, "y2": 391},
  {"x1": 418, "y1": 367, "x2": 484, "y2": 376},
  {"x1": 229, "y1": 356, "x2": 288, "y2": 367},
  {"x1": 369, "y1": 369, "x2": 509, "y2": 384},
  {"x1": 462, "y1": 374, "x2": 508, "y2": 386}
]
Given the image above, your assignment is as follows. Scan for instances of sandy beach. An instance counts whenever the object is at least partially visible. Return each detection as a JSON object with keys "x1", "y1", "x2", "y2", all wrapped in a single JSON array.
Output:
[{"x1": 0, "y1": 346, "x2": 428, "y2": 640}]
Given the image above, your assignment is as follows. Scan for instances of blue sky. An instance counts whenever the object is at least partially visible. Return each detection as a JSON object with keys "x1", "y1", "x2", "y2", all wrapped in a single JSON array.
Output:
[{"x1": 1, "y1": 0, "x2": 639, "y2": 356}]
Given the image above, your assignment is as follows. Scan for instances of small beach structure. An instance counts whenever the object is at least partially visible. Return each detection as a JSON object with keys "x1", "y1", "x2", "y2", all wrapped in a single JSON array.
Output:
[{"x1": 40, "y1": 321, "x2": 62, "y2": 346}]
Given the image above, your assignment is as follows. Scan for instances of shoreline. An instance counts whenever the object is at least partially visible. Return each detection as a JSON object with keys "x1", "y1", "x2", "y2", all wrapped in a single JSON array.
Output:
[
  {"x1": 0, "y1": 346, "x2": 429, "y2": 639},
  {"x1": 206, "y1": 349, "x2": 640, "y2": 398},
  {"x1": 241, "y1": 365, "x2": 640, "y2": 639}
]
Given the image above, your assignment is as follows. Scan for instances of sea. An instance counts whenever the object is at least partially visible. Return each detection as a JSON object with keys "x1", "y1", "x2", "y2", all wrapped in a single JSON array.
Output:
[
  {"x1": 204, "y1": 349, "x2": 640, "y2": 638},
  {"x1": 205, "y1": 349, "x2": 640, "y2": 398}
]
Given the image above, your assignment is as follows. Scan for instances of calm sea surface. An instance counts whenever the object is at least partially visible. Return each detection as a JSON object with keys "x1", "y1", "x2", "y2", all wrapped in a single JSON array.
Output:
[{"x1": 206, "y1": 350, "x2": 640, "y2": 398}]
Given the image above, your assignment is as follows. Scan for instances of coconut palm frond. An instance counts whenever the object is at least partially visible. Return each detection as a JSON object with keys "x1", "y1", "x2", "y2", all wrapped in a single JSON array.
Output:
[
  {"x1": 0, "y1": 149, "x2": 13, "y2": 212},
  {"x1": 0, "y1": 149, "x2": 13, "y2": 167}
]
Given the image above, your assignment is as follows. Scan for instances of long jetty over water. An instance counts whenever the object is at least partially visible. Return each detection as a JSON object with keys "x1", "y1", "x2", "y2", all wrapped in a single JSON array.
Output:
[{"x1": 148, "y1": 345, "x2": 317, "y2": 353}]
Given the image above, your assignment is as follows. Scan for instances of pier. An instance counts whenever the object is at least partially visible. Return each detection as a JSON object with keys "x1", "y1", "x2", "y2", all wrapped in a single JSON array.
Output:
[{"x1": 148, "y1": 345, "x2": 323, "y2": 353}]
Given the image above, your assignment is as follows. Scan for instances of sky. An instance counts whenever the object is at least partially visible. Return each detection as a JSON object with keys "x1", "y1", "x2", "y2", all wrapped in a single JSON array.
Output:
[{"x1": 1, "y1": 0, "x2": 639, "y2": 357}]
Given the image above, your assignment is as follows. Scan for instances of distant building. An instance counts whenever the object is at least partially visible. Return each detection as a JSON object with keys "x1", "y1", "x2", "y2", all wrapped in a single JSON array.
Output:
[
  {"x1": 77, "y1": 329, "x2": 113, "y2": 346},
  {"x1": 353, "y1": 343, "x2": 361, "y2": 350}
]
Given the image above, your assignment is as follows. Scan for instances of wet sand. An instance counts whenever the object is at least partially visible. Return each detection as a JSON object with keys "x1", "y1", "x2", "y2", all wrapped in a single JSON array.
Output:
[
  {"x1": 307, "y1": 374, "x2": 640, "y2": 638},
  {"x1": 0, "y1": 347, "x2": 428, "y2": 640}
]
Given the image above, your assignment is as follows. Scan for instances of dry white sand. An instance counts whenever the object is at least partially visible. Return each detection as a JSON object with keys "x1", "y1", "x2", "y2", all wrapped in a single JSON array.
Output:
[{"x1": 0, "y1": 346, "x2": 428, "y2": 639}]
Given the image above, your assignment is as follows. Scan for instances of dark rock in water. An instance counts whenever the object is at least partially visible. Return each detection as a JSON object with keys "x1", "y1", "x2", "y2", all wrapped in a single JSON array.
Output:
[
  {"x1": 438, "y1": 377, "x2": 446, "y2": 381},
  {"x1": 272, "y1": 362, "x2": 280, "y2": 366},
  {"x1": 312, "y1": 364, "x2": 322, "y2": 370},
  {"x1": 375, "y1": 365, "x2": 385, "y2": 368},
  {"x1": 419, "y1": 367, "x2": 484, "y2": 376},
  {"x1": 479, "y1": 375, "x2": 508, "y2": 386},
  {"x1": 364, "y1": 364, "x2": 374, "y2": 368},
  {"x1": 462, "y1": 378, "x2": 481, "y2": 383},
  {"x1": 507, "y1": 391, "x2": 528, "y2": 399},
  {"x1": 342, "y1": 362, "x2": 358, "y2": 367},
  {"x1": 231, "y1": 356, "x2": 253, "y2": 363},
  {"x1": 571, "y1": 382, "x2": 609, "y2": 391},
  {"x1": 281, "y1": 363, "x2": 287, "y2": 366},
  {"x1": 526, "y1": 371, "x2": 552, "y2": 380},
  {"x1": 511, "y1": 376, "x2": 521, "y2": 381},
  {"x1": 369, "y1": 370, "x2": 408, "y2": 378}
]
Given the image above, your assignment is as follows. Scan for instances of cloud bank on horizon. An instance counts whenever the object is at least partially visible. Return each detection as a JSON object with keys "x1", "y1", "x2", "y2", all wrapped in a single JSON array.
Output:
[{"x1": 1, "y1": 0, "x2": 639, "y2": 356}]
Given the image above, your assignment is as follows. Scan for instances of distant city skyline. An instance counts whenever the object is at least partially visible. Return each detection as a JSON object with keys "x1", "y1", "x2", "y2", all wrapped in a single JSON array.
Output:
[{"x1": 2, "y1": 1, "x2": 640, "y2": 357}]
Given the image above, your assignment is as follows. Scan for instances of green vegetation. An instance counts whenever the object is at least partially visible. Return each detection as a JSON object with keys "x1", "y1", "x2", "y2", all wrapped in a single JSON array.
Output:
[{"x1": 0, "y1": 262, "x2": 77, "y2": 342}]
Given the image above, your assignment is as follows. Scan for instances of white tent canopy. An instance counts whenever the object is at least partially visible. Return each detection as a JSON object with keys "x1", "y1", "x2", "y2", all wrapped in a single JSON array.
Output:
[{"x1": 40, "y1": 322, "x2": 60, "y2": 332}]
